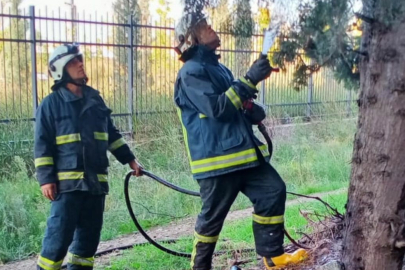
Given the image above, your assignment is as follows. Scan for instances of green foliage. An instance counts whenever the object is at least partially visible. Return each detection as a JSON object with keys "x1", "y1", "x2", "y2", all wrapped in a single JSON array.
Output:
[
  {"x1": 374, "y1": 0, "x2": 405, "y2": 26},
  {"x1": 233, "y1": 0, "x2": 254, "y2": 38},
  {"x1": 272, "y1": 0, "x2": 361, "y2": 91},
  {"x1": 0, "y1": 120, "x2": 34, "y2": 176},
  {"x1": 112, "y1": 0, "x2": 142, "y2": 102},
  {"x1": 0, "y1": 157, "x2": 47, "y2": 263},
  {"x1": 231, "y1": 0, "x2": 254, "y2": 76},
  {"x1": 207, "y1": 0, "x2": 232, "y2": 32},
  {"x1": 0, "y1": 0, "x2": 32, "y2": 119}
]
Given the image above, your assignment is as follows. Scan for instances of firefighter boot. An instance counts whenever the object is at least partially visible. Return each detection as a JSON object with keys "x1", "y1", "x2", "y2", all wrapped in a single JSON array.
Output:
[{"x1": 263, "y1": 249, "x2": 308, "y2": 269}]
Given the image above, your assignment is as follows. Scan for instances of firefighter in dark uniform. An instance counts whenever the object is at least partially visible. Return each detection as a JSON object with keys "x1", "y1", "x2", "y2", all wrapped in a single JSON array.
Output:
[
  {"x1": 34, "y1": 43, "x2": 142, "y2": 270},
  {"x1": 173, "y1": 13, "x2": 308, "y2": 270}
]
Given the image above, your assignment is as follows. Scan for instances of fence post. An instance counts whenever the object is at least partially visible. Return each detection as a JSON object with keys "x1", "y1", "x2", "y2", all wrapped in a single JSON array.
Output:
[
  {"x1": 259, "y1": 28, "x2": 266, "y2": 107},
  {"x1": 29, "y1": 6, "x2": 38, "y2": 120},
  {"x1": 260, "y1": 78, "x2": 265, "y2": 106},
  {"x1": 306, "y1": 61, "x2": 314, "y2": 121},
  {"x1": 346, "y1": 89, "x2": 352, "y2": 117},
  {"x1": 127, "y1": 15, "x2": 134, "y2": 135}
]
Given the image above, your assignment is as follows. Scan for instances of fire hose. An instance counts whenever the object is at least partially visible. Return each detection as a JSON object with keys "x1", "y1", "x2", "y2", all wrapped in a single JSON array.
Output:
[
  {"x1": 60, "y1": 125, "x2": 308, "y2": 270},
  {"x1": 122, "y1": 123, "x2": 309, "y2": 259}
]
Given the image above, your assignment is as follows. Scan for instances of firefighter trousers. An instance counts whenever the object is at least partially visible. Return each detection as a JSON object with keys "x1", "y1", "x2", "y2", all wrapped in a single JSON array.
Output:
[
  {"x1": 37, "y1": 191, "x2": 105, "y2": 270},
  {"x1": 191, "y1": 163, "x2": 286, "y2": 270}
]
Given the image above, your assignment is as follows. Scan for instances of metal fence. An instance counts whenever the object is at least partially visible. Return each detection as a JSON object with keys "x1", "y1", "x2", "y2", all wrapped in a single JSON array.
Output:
[{"x1": 0, "y1": 5, "x2": 356, "y2": 134}]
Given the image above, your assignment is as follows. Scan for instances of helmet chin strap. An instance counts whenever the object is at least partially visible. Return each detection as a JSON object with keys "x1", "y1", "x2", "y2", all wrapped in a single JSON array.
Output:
[
  {"x1": 66, "y1": 76, "x2": 88, "y2": 87},
  {"x1": 51, "y1": 74, "x2": 88, "y2": 91},
  {"x1": 63, "y1": 68, "x2": 88, "y2": 86}
]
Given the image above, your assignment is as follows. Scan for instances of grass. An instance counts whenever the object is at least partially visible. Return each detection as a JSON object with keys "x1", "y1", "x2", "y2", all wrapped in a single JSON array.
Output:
[
  {"x1": 98, "y1": 192, "x2": 348, "y2": 270},
  {"x1": 0, "y1": 109, "x2": 355, "y2": 264},
  {"x1": 271, "y1": 119, "x2": 354, "y2": 196}
]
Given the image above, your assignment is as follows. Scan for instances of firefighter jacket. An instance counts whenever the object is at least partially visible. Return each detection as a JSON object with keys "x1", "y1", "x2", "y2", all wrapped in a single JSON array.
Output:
[
  {"x1": 34, "y1": 86, "x2": 135, "y2": 195},
  {"x1": 174, "y1": 45, "x2": 270, "y2": 180}
]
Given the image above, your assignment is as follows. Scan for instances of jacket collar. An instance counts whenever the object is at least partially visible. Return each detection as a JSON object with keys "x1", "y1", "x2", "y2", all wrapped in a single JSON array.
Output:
[
  {"x1": 192, "y1": 45, "x2": 221, "y2": 65},
  {"x1": 58, "y1": 86, "x2": 100, "y2": 103},
  {"x1": 57, "y1": 86, "x2": 102, "y2": 117}
]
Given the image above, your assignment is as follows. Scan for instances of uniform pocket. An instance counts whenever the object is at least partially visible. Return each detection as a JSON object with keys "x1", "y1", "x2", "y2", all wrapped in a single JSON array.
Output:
[
  {"x1": 56, "y1": 154, "x2": 78, "y2": 170},
  {"x1": 55, "y1": 116, "x2": 76, "y2": 139},
  {"x1": 220, "y1": 134, "x2": 244, "y2": 151}
]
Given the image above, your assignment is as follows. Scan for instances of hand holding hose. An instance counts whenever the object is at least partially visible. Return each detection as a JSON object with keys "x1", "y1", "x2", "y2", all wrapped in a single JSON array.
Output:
[{"x1": 129, "y1": 160, "x2": 144, "y2": 177}]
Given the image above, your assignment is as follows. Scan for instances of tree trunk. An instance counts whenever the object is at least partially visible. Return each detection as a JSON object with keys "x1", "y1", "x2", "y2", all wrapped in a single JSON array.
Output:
[{"x1": 342, "y1": 1, "x2": 405, "y2": 269}]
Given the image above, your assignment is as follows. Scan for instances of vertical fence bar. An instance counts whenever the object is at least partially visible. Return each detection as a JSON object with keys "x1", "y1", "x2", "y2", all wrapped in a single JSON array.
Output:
[
  {"x1": 306, "y1": 59, "x2": 314, "y2": 121},
  {"x1": 306, "y1": 68, "x2": 313, "y2": 121},
  {"x1": 127, "y1": 15, "x2": 134, "y2": 135},
  {"x1": 30, "y1": 6, "x2": 38, "y2": 120},
  {"x1": 347, "y1": 89, "x2": 352, "y2": 117},
  {"x1": 260, "y1": 78, "x2": 265, "y2": 106},
  {"x1": 259, "y1": 29, "x2": 266, "y2": 106},
  {"x1": 133, "y1": 18, "x2": 138, "y2": 117}
]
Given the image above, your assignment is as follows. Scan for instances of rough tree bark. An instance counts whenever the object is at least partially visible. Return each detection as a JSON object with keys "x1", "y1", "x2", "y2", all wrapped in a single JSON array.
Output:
[{"x1": 342, "y1": 1, "x2": 405, "y2": 269}]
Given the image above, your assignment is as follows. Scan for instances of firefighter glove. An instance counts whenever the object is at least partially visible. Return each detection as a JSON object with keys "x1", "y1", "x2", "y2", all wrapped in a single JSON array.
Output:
[
  {"x1": 245, "y1": 55, "x2": 273, "y2": 86},
  {"x1": 243, "y1": 100, "x2": 266, "y2": 125},
  {"x1": 233, "y1": 79, "x2": 258, "y2": 101}
]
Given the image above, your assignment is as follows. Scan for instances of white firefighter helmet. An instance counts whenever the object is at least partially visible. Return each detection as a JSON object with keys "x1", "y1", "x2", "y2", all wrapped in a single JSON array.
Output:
[
  {"x1": 48, "y1": 43, "x2": 83, "y2": 81},
  {"x1": 174, "y1": 12, "x2": 209, "y2": 56}
]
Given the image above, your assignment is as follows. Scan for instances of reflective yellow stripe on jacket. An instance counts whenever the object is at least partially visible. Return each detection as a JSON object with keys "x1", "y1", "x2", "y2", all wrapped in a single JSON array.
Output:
[
  {"x1": 190, "y1": 145, "x2": 269, "y2": 174},
  {"x1": 57, "y1": 172, "x2": 84, "y2": 180},
  {"x1": 259, "y1": 144, "x2": 270, "y2": 157},
  {"x1": 57, "y1": 172, "x2": 107, "y2": 182},
  {"x1": 225, "y1": 87, "x2": 243, "y2": 109},
  {"x1": 97, "y1": 174, "x2": 108, "y2": 182},
  {"x1": 109, "y1": 138, "x2": 126, "y2": 151},
  {"x1": 190, "y1": 148, "x2": 256, "y2": 174},
  {"x1": 35, "y1": 157, "x2": 54, "y2": 167},
  {"x1": 177, "y1": 108, "x2": 192, "y2": 162},
  {"x1": 56, "y1": 133, "x2": 81, "y2": 145},
  {"x1": 94, "y1": 132, "x2": 108, "y2": 141}
]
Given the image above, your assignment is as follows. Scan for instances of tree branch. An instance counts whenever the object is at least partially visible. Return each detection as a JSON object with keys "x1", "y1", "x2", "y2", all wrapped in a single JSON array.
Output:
[
  {"x1": 283, "y1": 228, "x2": 311, "y2": 249},
  {"x1": 346, "y1": 47, "x2": 368, "y2": 56},
  {"x1": 287, "y1": 191, "x2": 344, "y2": 219},
  {"x1": 355, "y1": 12, "x2": 376, "y2": 24}
]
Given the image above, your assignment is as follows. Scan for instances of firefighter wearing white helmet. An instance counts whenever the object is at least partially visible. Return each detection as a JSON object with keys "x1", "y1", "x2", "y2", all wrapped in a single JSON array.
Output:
[
  {"x1": 174, "y1": 12, "x2": 216, "y2": 61},
  {"x1": 35, "y1": 43, "x2": 142, "y2": 270},
  {"x1": 173, "y1": 12, "x2": 308, "y2": 270},
  {"x1": 48, "y1": 43, "x2": 88, "y2": 90}
]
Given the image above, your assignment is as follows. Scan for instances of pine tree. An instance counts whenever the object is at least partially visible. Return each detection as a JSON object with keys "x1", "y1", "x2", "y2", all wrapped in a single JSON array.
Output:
[
  {"x1": 232, "y1": 0, "x2": 254, "y2": 77},
  {"x1": 112, "y1": 0, "x2": 141, "y2": 66},
  {"x1": 272, "y1": 0, "x2": 360, "y2": 91}
]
